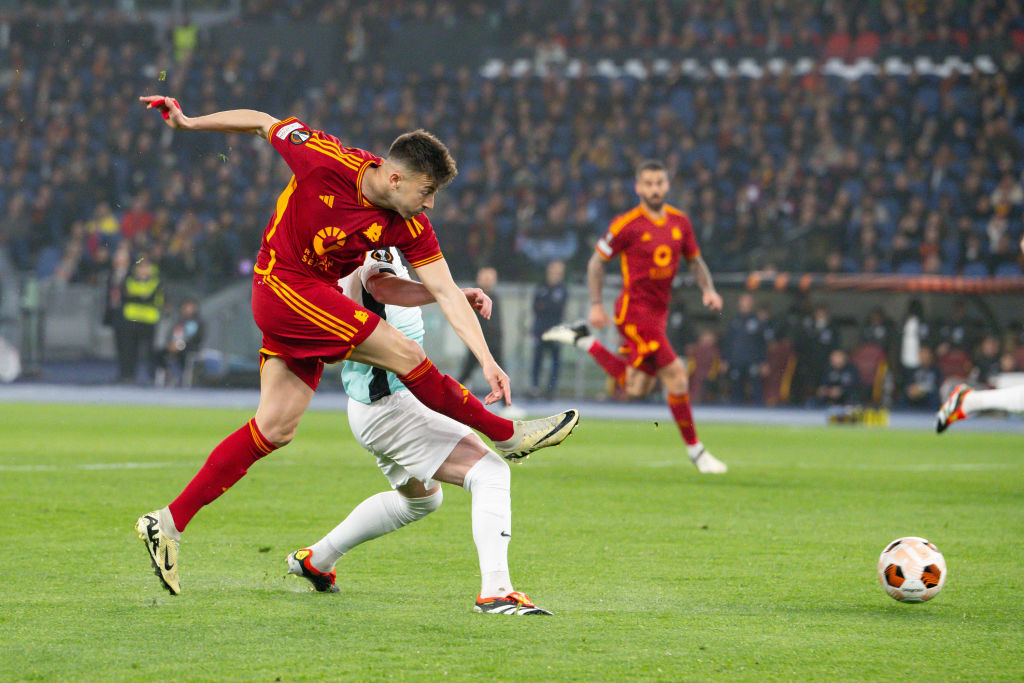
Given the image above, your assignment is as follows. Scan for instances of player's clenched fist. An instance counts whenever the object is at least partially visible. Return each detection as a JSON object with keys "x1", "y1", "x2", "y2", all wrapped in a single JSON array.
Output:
[
  {"x1": 139, "y1": 95, "x2": 187, "y2": 129},
  {"x1": 589, "y1": 303, "x2": 610, "y2": 329},
  {"x1": 703, "y1": 289, "x2": 723, "y2": 311}
]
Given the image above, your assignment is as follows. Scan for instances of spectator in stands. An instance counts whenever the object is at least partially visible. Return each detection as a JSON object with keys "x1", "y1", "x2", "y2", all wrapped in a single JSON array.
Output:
[
  {"x1": 935, "y1": 299, "x2": 979, "y2": 356},
  {"x1": 904, "y1": 346, "x2": 942, "y2": 409},
  {"x1": 0, "y1": 195, "x2": 32, "y2": 271},
  {"x1": 817, "y1": 349, "x2": 862, "y2": 406},
  {"x1": 155, "y1": 298, "x2": 205, "y2": 388},
  {"x1": 120, "y1": 192, "x2": 154, "y2": 244},
  {"x1": 722, "y1": 293, "x2": 767, "y2": 405},
  {"x1": 792, "y1": 303, "x2": 841, "y2": 405},
  {"x1": 530, "y1": 260, "x2": 569, "y2": 399},
  {"x1": 971, "y1": 334, "x2": 1004, "y2": 387},
  {"x1": 103, "y1": 243, "x2": 133, "y2": 383},
  {"x1": 686, "y1": 328, "x2": 723, "y2": 404},
  {"x1": 899, "y1": 298, "x2": 932, "y2": 392},
  {"x1": 860, "y1": 306, "x2": 897, "y2": 359}
]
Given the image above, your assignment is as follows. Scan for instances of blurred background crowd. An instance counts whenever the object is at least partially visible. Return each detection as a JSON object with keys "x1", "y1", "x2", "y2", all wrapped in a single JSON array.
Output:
[{"x1": 1, "y1": 0, "x2": 1023, "y2": 402}]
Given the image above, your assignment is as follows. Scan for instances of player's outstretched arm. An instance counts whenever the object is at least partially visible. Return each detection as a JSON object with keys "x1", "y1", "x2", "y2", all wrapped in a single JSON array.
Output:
[
  {"x1": 139, "y1": 95, "x2": 279, "y2": 138},
  {"x1": 586, "y1": 251, "x2": 610, "y2": 328},
  {"x1": 414, "y1": 258, "x2": 510, "y2": 405},
  {"x1": 688, "y1": 255, "x2": 723, "y2": 311},
  {"x1": 366, "y1": 272, "x2": 492, "y2": 318}
]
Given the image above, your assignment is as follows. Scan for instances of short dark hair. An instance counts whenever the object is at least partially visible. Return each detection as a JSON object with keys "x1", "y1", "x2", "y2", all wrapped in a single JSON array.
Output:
[
  {"x1": 635, "y1": 159, "x2": 667, "y2": 179},
  {"x1": 388, "y1": 129, "x2": 458, "y2": 189}
]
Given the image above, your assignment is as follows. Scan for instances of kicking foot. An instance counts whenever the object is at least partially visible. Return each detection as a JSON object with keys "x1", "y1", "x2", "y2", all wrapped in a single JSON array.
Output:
[
  {"x1": 474, "y1": 591, "x2": 552, "y2": 615},
  {"x1": 689, "y1": 445, "x2": 728, "y2": 474},
  {"x1": 135, "y1": 511, "x2": 181, "y2": 595},
  {"x1": 936, "y1": 384, "x2": 971, "y2": 434},
  {"x1": 494, "y1": 409, "x2": 580, "y2": 462},
  {"x1": 541, "y1": 322, "x2": 593, "y2": 350},
  {"x1": 286, "y1": 549, "x2": 339, "y2": 593}
]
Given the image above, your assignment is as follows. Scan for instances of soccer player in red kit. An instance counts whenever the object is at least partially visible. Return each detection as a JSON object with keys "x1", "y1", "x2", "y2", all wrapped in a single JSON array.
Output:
[
  {"x1": 544, "y1": 160, "x2": 726, "y2": 473},
  {"x1": 134, "y1": 96, "x2": 578, "y2": 596}
]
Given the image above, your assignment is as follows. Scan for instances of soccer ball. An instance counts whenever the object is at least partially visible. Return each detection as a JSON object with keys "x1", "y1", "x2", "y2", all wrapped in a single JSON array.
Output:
[{"x1": 877, "y1": 537, "x2": 947, "y2": 603}]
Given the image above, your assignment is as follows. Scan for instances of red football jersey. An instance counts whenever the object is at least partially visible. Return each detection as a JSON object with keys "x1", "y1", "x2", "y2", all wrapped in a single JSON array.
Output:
[
  {"x1": 254, "y1": 117, "x2": 444, "y2": 284},
  {"x1": 595, "y1": 204, "x2": 700, "y2": 318}
]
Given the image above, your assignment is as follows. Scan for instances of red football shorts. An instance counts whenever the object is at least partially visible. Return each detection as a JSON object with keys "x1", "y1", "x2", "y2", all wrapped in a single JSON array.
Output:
[
  {"x1": 615, "y1": 305, "x2": 677, "y2": 376},
  {"x1": 251, "y1": 272, "x2": 381, "y2": 390}
]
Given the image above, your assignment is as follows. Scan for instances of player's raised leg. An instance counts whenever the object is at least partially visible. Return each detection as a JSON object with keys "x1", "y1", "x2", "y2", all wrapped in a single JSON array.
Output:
[
  {"x1": 937, "y1": 384, "x2": 1024, "y2": 433},
  {"x1": 656, "y1": 359, "x2": 727, "y2": 474},
  {"x1": 544, "y1": 321, "x2": 628, "y2": 387},
  {"x1": 136, "y1": 356, "x2": 311, "y2": 594},
  {"x1": 349, "y1": 321, "x2": 578, "y2": 460}
]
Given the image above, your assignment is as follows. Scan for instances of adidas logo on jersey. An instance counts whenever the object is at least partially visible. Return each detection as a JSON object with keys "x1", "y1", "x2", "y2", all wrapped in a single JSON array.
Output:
[{"x1": 319, "y1": 194, "x2": 335, "y2": 208}]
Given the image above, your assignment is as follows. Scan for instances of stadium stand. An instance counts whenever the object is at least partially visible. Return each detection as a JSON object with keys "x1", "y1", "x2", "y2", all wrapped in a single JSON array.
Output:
[{"x1": 1, "y1": 1, "x2": 1022, "y2": 399}]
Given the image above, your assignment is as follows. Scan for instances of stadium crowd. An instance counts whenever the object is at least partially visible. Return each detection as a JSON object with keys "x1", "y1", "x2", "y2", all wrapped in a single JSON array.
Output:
[
  {"x1": 239, "y1": 0, "x2": 1024, "y2": 60},
  {"x1": 1, "y1": 2, "x2": 1023, "y2": 396}
]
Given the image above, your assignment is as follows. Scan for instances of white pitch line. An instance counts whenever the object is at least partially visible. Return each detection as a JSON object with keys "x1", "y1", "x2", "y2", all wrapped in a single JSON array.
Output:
[
  {"x1": 0, "y1": 461, "x2": 175, "y2": 472},
  {"x1": 637, "y1": 460, "x2": 1020, "y2": 472},
  {"x1": 0, "y1": 460, "x2": 298, "y2": 472}
]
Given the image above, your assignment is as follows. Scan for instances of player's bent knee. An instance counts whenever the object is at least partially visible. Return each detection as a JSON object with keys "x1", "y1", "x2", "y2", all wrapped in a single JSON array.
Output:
[
  {"x1": 625, "y1": 386, "x2": 648, "y2": 399},
  {"x1": 399, "y1": 487, "x2": 443, "y2": 522},
  {"x1": 262, "y1": 428, "x2": 295, "y2": 448},
  {"x1": 394, "y1": 336, "x2": 427, "y2": 373},
  {"x1": 462, "y1": 450, "x2": 510, "y2": 493}
]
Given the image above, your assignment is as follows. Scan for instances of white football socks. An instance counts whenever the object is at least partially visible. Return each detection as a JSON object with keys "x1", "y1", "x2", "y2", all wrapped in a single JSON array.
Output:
[
  {"x1": 308, "y1": 488, "x2": 443, "y2": 572},
  {"x1": 462, "y1": 451, "x2": 514, "y2": 598},
  {"x1": 159, "y1": 506, "x2": 181, "y2": 542},
  {"x1": 962, "y1": 385, "x2": 1024, "y2": 415}
]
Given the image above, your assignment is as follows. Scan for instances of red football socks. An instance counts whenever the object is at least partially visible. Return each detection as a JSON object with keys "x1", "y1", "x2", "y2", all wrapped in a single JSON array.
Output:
[
  {"x1": 168, "y1": 418, "x2": 278, "y2": 531},
  {"x1": 398, "y1": 358, "x2": 515, "y2": 441},
  {"x1": 587, "y1": 340, "x2": 627, "y2": 387},
  {"x1": 667, "y1": 392, "x2": 699, "y2": 445}
]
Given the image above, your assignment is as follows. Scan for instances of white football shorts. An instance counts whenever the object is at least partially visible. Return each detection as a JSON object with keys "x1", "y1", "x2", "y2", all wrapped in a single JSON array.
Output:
[{"x1": 346, "y1": 390, "x2": 473, "y2": 489}]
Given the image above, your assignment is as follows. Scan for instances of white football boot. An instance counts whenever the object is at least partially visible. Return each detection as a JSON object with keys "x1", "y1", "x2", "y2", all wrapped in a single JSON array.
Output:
[
  {"x1": 494, "y1": 409, "x2": 580, "y2": 462},
  {"x1": 135, "y1": 509, "x2": 181, "y2": 595}
]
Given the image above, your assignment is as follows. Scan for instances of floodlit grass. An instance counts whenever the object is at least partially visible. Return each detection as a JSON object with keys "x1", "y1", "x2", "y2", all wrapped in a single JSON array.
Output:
[{"x1": 2, "y1": 402, "x2": 1022, "y2": 681}]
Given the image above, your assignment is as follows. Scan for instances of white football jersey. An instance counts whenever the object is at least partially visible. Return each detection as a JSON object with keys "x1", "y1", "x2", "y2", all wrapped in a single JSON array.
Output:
[{"x1": 339, "y1": 248, "x2": 425, "y2": 404}]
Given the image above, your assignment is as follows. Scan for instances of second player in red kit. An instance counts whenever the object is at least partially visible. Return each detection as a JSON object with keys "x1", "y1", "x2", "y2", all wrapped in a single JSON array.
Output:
[{"x1": 544, "y1": 160, "x2": 726, "y2": 474}]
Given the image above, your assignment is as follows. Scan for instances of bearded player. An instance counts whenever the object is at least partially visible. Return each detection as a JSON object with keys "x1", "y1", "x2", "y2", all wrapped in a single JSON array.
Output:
[
  {"x1": 544, "y1": 160, "x2": 726, "y2": 473},
  {"x1": 134, "y1": 96, "x2": 578, "y2": 596}
]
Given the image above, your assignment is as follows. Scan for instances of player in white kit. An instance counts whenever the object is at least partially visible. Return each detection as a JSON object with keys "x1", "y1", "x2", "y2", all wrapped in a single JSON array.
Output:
[
  {"x1": 936, "y1": 238, "x2": 1024, "y2": 434},
  {"x1": 286, "y1": 248, "x2": 551, "y2": 615},
  {"x1": 936, "y1": 384, "x2": 1024, "y2": 432}
]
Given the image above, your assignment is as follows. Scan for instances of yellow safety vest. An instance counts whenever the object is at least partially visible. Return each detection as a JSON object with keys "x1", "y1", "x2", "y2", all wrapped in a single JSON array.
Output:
[{"x1": 123, "y1": 276, "x2": 163, "y2": 325}]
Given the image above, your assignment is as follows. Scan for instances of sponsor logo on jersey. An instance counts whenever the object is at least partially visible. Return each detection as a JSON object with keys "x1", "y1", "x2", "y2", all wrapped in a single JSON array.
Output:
[
  {"x1": 319, "y1": 194, "x2": 335, "y2": 208},
  {"x1": 313, "y1": 226, "x2": 347, "y2": 256}
]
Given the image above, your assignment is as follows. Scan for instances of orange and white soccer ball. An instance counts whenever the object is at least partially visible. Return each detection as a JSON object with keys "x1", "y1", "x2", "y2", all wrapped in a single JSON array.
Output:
[{"x1": 877, "y1": 537, "x2": 947, "y2": 603}]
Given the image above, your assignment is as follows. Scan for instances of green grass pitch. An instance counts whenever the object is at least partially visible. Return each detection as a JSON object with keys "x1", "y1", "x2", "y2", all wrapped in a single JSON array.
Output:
[{"x1": 1, "y1": 402, "x2": 1022, "y2": 681}]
